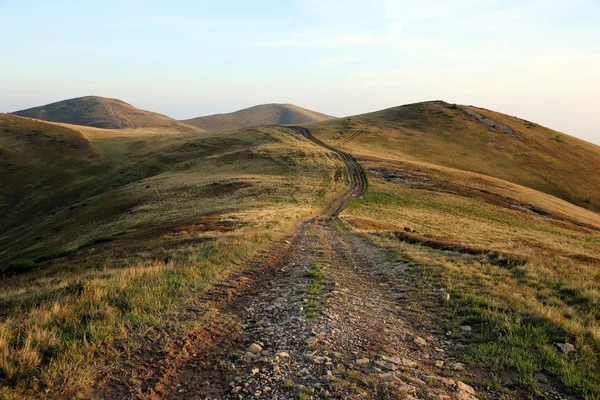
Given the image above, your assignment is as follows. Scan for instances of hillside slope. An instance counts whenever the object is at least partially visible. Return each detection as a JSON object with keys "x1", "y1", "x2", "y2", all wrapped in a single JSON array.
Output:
[
  {"x1": 308, "y1": 101, "x2": 600, "y2": 212},
  {"x1": 182, "y1": 103, "x2": 335, "y2": 131},
  {"x1": 12, "y1": 96, "x2": 202, "y2": 132}
]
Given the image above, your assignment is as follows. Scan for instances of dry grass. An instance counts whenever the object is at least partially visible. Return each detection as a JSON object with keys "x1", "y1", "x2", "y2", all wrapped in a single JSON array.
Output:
[
  {"x1": 0, "y1": 122, "x2": 347, "y2": 397},
  {"x1": 182, "y1": 103, "x2": 334, "y2": 131},
  {"x1": 341, "y1": 160, "x2": 600, "y2": 398},
  {"x1": 12, "y1": 96, "x2": 201, "y2": 132},
  {"x1": 308, "y1": 101, "x2": 600, "y2": 212}
]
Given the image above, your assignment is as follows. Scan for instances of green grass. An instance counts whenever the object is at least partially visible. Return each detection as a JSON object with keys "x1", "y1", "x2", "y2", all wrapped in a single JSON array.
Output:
[{"x1": 304, "y1": 260, "x2": 324, "y2": 318}]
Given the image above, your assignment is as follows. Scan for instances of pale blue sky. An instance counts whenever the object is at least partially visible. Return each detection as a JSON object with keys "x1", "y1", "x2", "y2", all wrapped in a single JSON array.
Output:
[{"x1": 1, "y1": 0, "x2": 599, "y2": 144}]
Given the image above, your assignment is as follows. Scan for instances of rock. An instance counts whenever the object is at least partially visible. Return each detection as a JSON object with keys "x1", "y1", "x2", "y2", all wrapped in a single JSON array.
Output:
[
  {"x1": 442, "y1": 292, "x2": 451, "y2": 302},
  {"x1": 379, "y1": 372, "x2": 397, "y2": 382},
  {"x1": 402, "y1": 358, "x2": 417, "y2": 367},
  {"x1": 383, "y1": 362, "x2": 398, "y2": 371},
  {"x1": 426, "y1": 375, "x2": 456, "y2": 386},
  {"x1": 276, "y1": 351, "x2": 290, "y2": 359},
  {"x1": 251, "y1": 368, "x2": 259, "y2": 375},
  {"x1": 248, "y1": 343, "x2": 263, "y2": 354},
  {"x1": 231, "y1": 386, "x2": 242, "y2": 393},
  {"x1": 555, "y1": 342, "x2": 576, "y2": 354},
  {"x1": 457, "y1": 381, "x2": 476, "y2": 395},
  {"x1": 383, "y1": 356, "x2": 403, "y2": 365},
  {"x1": 413, "y1": 336, "x2": 427, "y2": 346},
  {"x1": 398, "y1": 384, "x2": 416, "y2": 393},
  {"x1": 356, "y1": 358, "x2": 370, "y2": 366},
  {"x1": 306, "y1": 337, "x2": 319, "y2": 346},
  {"x1": 435, "y1": 360, "x2": 444, "y2": 368},
  {"x1": 450, "y1": 362, "x2": 466, "y2": 371},
  {"x1": 460, "y1": 325, "x2": 472, "y2": 332},
  {"x1": 456, "y1": 381, "x2": 478, "y2": 399}
]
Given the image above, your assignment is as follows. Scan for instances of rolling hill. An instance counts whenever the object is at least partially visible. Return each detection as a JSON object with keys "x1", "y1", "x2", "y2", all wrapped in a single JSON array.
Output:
[
  {"x1": 182, "y1": 103, "x2": 335, "y2": 131},
  {"x1": 308, "y1": 100, "x2": 600, "y2": 212},
  {"x1": 12, "y1": 96, "x2": 202, "y2": 132},
  {"x1": 2, "y1": 100, "x2": 600, "y2": 399}
]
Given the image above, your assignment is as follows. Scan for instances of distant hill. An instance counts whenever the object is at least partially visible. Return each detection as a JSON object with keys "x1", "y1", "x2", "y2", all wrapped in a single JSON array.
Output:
[
  {"x1": 12, "y1": 96, "x2": 202, "y2": 132},
  {"x1": 182, "y1": 103, "x2": 335, "y2": 131},
  {"x1": 309, "y1": 100, "x2": 600, "y2": 212}
]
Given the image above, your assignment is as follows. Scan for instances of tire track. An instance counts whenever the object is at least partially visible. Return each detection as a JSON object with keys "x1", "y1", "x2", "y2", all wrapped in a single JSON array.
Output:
[
  {"x1": 337, "y1": 121, "x2": 368, "y2": 146},
  {"x1": 289, "y1": 126, "x2": 368, "y2": 218},
  {"x1": 94, "y1": 96, "x2": 134, "y2": 129}
]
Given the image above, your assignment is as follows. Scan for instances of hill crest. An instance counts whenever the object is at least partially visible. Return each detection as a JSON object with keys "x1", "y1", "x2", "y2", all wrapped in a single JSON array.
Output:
[
  {"x1": 182, "y1": 103, "x2": 335, "y2": 131},
  {"x1": 12, "y1": 96, "x2": 202, "y2": 132}
]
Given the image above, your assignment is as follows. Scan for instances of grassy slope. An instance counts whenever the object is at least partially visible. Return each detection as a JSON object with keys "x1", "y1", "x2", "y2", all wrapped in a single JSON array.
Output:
[
  {"x1": 12, "y1": 96, "x2": 202, "y2": 133},
  {"x1": 340, "y1": 161, "x2": 600, "y2": 397},
  {"x1": 303, "y1": 102, "x2": 600, "y2": 397},
  {"x1": 0, "y1": 118, "x2": 347, "y2": 397},
  {"x1": 308, "y1": 101, "x2": 600, "y2": 213},
  {"x1": 0, "y1": 114, "x2": 107, "y2": 232},
  {"x1": 182, "y1": 103, "x2": 335, "y2": 131}
]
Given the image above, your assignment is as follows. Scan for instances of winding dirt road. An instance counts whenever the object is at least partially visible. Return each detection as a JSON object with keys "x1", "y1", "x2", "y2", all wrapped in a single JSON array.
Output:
[
  {"x1": 291, "y1": 126, "x2": 368, "y2": 218},
  {"x1": 97, "y1": 127, "x2": 488, "y2": 400}
]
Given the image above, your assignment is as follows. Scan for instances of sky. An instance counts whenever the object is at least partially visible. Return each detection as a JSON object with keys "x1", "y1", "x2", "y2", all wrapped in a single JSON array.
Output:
[{"x1": 1, "y1": 0, "x2": 599, "y2": 144}]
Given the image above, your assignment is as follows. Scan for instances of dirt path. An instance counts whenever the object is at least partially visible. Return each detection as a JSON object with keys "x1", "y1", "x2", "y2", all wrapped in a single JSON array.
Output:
[
  {"x1": 95, "y1": 96, "x2": 134, "y2": 129},
  {"x1": 337, "y1": 121, "x2": 368, "y2": 146},
  {"x1": 97, "y1": 127, "x2": 488, "y2": 399}
]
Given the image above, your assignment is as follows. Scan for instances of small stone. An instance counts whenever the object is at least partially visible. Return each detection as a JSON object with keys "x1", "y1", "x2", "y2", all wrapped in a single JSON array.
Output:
[
  {"x1": 379, "y1": 372, "x2": 397, "y2": 382},
  {"x1": 555, "y1": 342, "x2": 576, "y2": 354},
  {"x1": 385, "y1": 356, "x2": 403, "y2": 365},
  {"x1": 306, "y1": 337, "x2": 319, "y2": 346},
  {"x1": 457, "y1": 381, "x2": 476, "y2": 395},
  {"x1": 231, "y1": 386, "x2": 242, "y2": 393},
  {"x1": 427, "y1": 375, "x2": 456, "y2": 386},
  {"x1": 435, "y1": 360, "x2": 444, "y2": 368},
  {"x1": 460, "y1": 325, "x2": 472, "y2": 332},
  {"x1": 414, "y1": 336, "x2": 427, "y2": 346},
  {"x1": 450, "y1": 362, "x2": 466, "y2": 371},
  {"x1": 402, "y1": 358, "x2": 417, "y2": 367},
  {"x1": 356, "y1": 358, "x2": 370, "y2": 366},
  {"x1": 251, "y1": 368, "x2": 259, "y2": 375},
  {"x1": 383, "y1": 362, "x2": 397, "y2": 371},
  {"x1": 442, "y1": 292, "x2": 451, "y2": 302},
  {"x1": 178, "y1": 388, "x2": 187, "y2": 394},
  {"x1": 398, "y1": 384, "x2": 416, "y2": 393},
  {"x1": 277, "y1": 351, "x2": 290, "y2": 359},
  {"x1": 248, "y1": 343, "x2": 263, "y2": 354}
]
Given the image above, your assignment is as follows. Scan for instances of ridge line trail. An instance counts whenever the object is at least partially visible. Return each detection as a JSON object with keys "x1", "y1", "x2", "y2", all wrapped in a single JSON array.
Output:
[{"x1": 100, "y1": 128, "x2": 487, "y2": 399}]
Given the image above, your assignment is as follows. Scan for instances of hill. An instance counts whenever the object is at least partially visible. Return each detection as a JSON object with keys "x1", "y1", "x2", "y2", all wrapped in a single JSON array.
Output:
[
  {"x1": 307, "y1": 100, "x2": 600, "y2": 212},
  {"x1": 182, "y1": 103, "x2": 335, "y2": 131},
  {"x1": 12, "y1": 96, "x2": 202, "y2": 132},
  {"x1": 2, "y1": 102, "x2": 600, "y2": 399}
]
